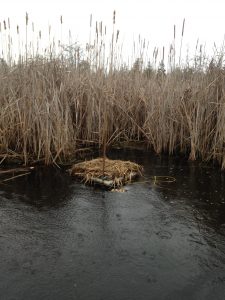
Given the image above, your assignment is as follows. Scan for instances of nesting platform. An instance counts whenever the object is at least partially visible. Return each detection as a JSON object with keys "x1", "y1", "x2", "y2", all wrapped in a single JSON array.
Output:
[{"x1": 69, "y1": 157, "x2": 143, "y2": 189}]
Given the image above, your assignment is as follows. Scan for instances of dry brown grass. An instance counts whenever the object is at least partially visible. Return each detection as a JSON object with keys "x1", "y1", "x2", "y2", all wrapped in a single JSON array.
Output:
[
  {"x1": 69, "y1": 157, "x2": 143, "y2": 187},
  {"x1": 1, "y1": 14, "x2": 225, "y2": 167}
]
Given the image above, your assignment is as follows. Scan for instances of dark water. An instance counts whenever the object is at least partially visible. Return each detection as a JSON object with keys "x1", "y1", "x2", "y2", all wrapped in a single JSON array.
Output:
[{"x1": 1, "y1": 150, "x2": 225, "y2": 300}]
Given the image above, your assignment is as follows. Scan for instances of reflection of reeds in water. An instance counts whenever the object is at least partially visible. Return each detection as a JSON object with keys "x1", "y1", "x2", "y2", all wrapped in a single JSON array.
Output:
[{"x1": 1, "y1": 13, "x2": 225, "y2": 167}]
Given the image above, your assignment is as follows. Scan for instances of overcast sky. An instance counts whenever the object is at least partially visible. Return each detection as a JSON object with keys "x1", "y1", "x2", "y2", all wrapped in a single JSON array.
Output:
[{"x1": 1, "y1": 0, "x2": 225, "y2": 65}]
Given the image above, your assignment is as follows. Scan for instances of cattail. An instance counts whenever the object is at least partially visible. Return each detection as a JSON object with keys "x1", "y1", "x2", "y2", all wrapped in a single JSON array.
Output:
[
  {"x1": 17, "y1": 25, "x2": 19, "y2": 34},
  {"x1": 113, "y1": 10, "x2": 116, "y2": 24},
  {"x1": 95, "y1": 21, "x2": 98, "y2": 41},
  {"x1": 169, "y1": 44, "x2": 173, "y2": 64},
  {"x1": 182, "y1": 18, "x2": 185, "y2": 37},
  {"x1": 99, "y1": 21, "x2": 102, "y2": 36},
  {"x1": 8, "y1": 18, "x2": 10, "y2": 29},
  {"x1": 116, "y1": 30, "x2": 119, "y2": 43},
  {"x1": 39, "y1": 30, "x2": 41, "y2": 39},
  {"x1": 195, "y1": 39, "x2": 199, "y2": 51},
  {"x1": 26, "y1": 12, "x2": 28, "y2": 26},
  {"x1": 95, "y1": 21, "x2": 98, "y2": 35},
  {"x1": 179, "y1": 18, "x2": 185, "y2": 66},
  {"x1": 90, "y1": 14, "x2": 92, "y2": 27},
  {"x1": 3, "y1": 20, "x2": 6, "y2": 30},
  {"x1": 60, "y1": 15, "x2": 63, "y2": 24},
  {"x1": 155, "y1": 48, "x2": 158, "y2": 60}
]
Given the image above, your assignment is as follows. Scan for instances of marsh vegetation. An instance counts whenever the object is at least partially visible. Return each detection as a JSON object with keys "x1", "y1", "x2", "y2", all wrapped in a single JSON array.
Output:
[{"x1": 0, "y1": 13, "x2": 225, "y2": 167}]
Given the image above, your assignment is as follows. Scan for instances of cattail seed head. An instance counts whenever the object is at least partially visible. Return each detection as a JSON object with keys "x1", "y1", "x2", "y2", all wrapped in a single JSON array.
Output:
[
  {"x1": 90, "y1": 14, "x2": 92, "y2": 27},
  {"x1": 99, "y1": 21, "x2": 102, "y2": 36},
  {"x1": 182, "y1": 18, "x2": 185, "y2": 37},
  {"x1": 116, "y1": 30, "x2": 119, "y2": 43},
  {"x1": 26, "y1": 12, "x2": 28, "y2": 26},
  {"x1": 195, "y1": 39, "x2": 199, "y2": 51},
  {"x1": 113, "y1": 10, "x2": 116, "y2": 24}
]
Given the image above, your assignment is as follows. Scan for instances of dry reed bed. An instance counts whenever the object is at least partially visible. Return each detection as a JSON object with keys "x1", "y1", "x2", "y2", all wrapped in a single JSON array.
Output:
[
  {"x1": 0, "y1": 12, "x2": 225, "y2": 167},
  {"x1": 1, "y1": 58, "x2": 225, "y2": 167}
]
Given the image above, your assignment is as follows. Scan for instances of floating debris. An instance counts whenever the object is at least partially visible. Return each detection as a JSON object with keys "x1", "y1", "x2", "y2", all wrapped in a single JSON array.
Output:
[
  {"x1": 69, "y1": 157, "x2": 143, "y2": 189},
  {"x1": 111, "y1": 187, "x2": 127, "y2": 193},
  {"x1": 0, "y1": 167, "x2": 34, "y2": 183}
]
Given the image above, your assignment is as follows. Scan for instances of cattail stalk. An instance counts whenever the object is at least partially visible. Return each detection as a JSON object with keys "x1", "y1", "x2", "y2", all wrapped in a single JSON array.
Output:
[
  {"x1": 179, "y1": 18, "x2": 185, "y2": 66},
  {"x1": 25, "y1": 12, "x2": 28, "y2": 64}
]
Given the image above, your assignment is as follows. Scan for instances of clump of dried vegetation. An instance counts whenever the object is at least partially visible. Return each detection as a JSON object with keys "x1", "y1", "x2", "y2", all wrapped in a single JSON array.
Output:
[
  {"x1": 69, "y1": 158, "x2": 143, "y2": 187},
  {"x1": 1, "y1": 13, "x2": 225, "y2": 167}
]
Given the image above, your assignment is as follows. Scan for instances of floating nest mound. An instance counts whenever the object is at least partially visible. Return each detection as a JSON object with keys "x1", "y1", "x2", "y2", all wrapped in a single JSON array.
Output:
[{"x1": 69, "y1": 157, "x2": 143, "y2": 188}]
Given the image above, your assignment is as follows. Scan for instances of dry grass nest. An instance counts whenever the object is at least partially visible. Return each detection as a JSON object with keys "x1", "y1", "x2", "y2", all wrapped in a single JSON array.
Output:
[{"x1": 69, "y1": 157, "x2": 143, "y2": 187}]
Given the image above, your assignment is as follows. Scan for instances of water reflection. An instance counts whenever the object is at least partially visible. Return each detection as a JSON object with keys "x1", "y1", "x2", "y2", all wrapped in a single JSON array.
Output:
[
  {"x1": 0, "y1": 150, "x2": 225, "y2": 300},
  {"x1": 1, "y1": 166, "x2": 74, "y2": 209}
]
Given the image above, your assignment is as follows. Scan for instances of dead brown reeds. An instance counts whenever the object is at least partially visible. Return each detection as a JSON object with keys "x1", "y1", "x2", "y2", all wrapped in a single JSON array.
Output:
[
  {"x1": 69, "y1": 158, "x2": 143, "y2": 188},
  {"x1": 1, "y1": 14, "x2": 225, "y2": 168},
  {"x1": 0, "y1": 166, "x2": 34, "y2": 183}
]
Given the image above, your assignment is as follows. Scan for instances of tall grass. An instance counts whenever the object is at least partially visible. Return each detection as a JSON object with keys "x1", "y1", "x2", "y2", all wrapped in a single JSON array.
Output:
[{"x1": 1, "y1": 13, "x2": 225, "y2": 167}]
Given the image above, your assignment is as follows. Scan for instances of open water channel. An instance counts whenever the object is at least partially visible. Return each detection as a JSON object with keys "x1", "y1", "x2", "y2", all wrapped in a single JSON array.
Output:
[{"x1": 0, "y1": 150, "x2": 225, "y2": 300}]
